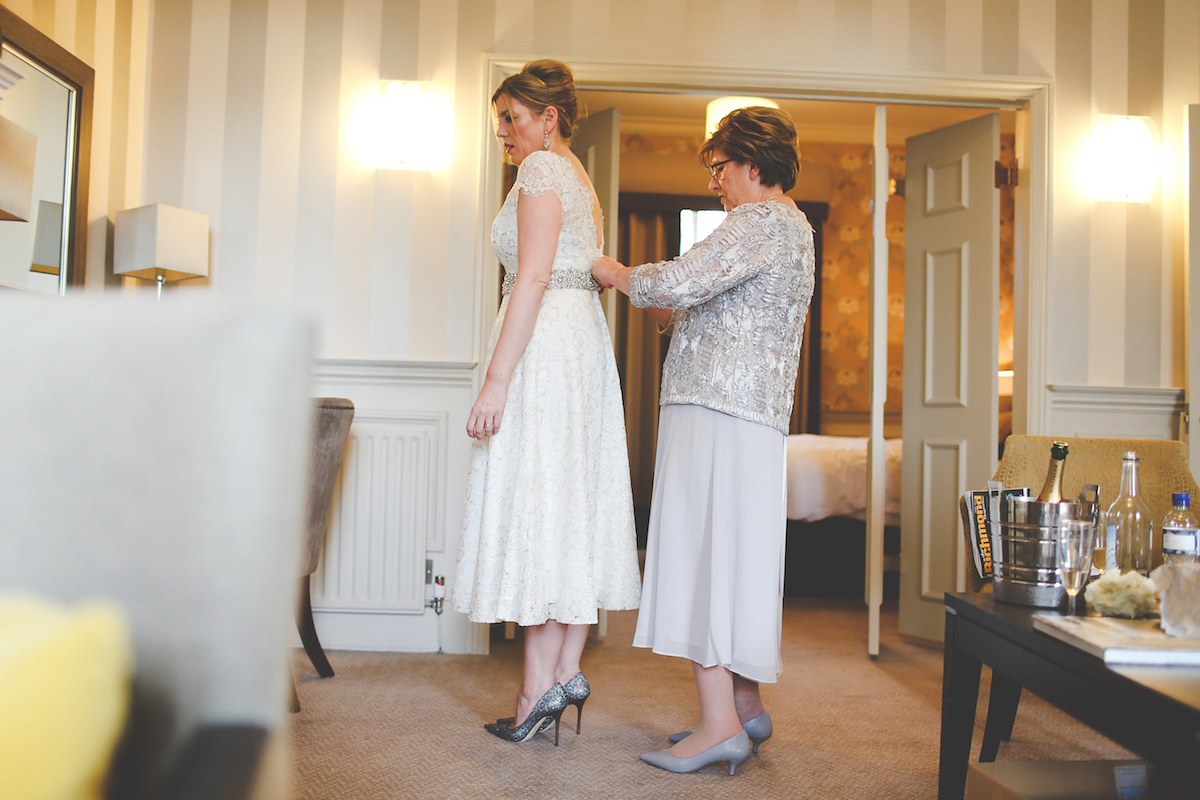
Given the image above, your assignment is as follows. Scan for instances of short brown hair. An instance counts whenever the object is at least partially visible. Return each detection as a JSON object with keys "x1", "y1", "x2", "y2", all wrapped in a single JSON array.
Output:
[
  {"x1": 491, "y1": 59, "x2": 581, "y2": 141},
  {"x1": 699, "y1": 106, "x2": 800, "y2": 192}
]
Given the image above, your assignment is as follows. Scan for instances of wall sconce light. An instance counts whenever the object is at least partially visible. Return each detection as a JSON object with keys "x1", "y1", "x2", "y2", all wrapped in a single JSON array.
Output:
[
  {"x1": 1081, "y1": 114, "x2": 1160, "y2": 202},
  {"x1": 363, "y1": 80, "x2": 448, "y2": 171},
  {"x1": 705, "y1": 96, "x2": 779, "y2": 138},
  {"x1": 0, "y1": 58, "x2": 35, "y2": 222},
  {"x1": 114, "y1": 203, "x2": 209, "y2": 300}
]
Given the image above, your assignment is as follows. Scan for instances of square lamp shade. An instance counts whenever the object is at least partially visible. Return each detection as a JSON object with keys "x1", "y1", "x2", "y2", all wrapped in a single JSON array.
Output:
[{"x1": 114, "y1": 203, "x2": 209, "y2": 286}]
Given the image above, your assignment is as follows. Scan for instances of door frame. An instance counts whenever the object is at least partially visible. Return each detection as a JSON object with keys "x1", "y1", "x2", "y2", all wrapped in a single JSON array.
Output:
[
  {"x1": 473, "y1": 56, "x2": 1052, "y2": 652},
  {"x1": 478, "y1": 55, "x2": 1052, "y2": 437}
]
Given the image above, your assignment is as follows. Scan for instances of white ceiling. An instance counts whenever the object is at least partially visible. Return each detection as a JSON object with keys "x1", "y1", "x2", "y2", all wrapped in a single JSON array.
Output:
[{"x1": 579, "y1": 89, "x2": 1015, "y2": 146}]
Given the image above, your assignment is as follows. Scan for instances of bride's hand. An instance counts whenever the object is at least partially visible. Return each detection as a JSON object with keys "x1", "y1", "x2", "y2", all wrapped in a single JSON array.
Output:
[{"x1": 466, "y1": 377, "x2": 509, "y2": 439}]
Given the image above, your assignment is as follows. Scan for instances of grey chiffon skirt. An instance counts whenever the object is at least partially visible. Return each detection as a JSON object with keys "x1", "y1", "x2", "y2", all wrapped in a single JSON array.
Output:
[{"x1": 632, "y1": 403, "x2": 786, "y2": 683}]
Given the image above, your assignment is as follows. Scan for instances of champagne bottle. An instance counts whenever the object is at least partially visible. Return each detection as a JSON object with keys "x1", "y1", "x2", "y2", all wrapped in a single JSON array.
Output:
[
  {"x1": 1035, "y1": 441, "x2": 1069, "y2": 503},
  {"x1": 1105, "y1": 451, "x2": 1154, "y2": 576}
]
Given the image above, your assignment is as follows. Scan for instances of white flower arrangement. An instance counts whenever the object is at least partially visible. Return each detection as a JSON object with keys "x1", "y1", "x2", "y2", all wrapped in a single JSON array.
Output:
[{"x1": 1083, "y1": 569, "x2": 1159, "y2": 619}]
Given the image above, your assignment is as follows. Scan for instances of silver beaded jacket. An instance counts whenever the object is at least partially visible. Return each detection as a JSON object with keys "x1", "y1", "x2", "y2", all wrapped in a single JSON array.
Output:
[{"x1": 629, "y1": 200, "x2": 816, "y2": 434}]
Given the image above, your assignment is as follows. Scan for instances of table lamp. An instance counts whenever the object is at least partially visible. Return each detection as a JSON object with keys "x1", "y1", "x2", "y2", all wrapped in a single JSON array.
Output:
[{"x1": 114, "y1": 203, "x2": 208, "y2": 300}]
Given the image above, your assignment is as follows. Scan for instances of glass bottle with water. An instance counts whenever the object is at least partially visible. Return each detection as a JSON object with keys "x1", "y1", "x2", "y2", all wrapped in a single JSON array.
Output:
[
  {"x1": 1162, "y1": 492, "x2": 1200, "y2": 565},
  {"x1": 1105, "y1": 452, "x2": 1154, "y2": 576}
]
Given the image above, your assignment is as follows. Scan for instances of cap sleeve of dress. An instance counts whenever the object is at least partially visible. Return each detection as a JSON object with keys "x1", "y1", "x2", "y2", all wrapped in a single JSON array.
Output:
[{"x1": 514, "y1": 150, "x2": 561, "y2": 198}]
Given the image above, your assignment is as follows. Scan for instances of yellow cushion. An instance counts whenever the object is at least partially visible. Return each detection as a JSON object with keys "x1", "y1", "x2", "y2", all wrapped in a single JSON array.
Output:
[{"x1": 0, "y1": 596, "x2": 132, "y2": 800}]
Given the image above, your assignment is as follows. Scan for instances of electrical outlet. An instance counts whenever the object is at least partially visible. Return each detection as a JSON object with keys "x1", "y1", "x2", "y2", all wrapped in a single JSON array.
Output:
[{"x1": 425, "y1": 559, "x2": 433, "y2": 585}]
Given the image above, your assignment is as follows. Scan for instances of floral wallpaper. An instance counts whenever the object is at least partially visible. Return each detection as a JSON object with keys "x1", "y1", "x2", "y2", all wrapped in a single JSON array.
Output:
[{"x1": 814, "y1": 134, "x2": 1015, "y2": 414}]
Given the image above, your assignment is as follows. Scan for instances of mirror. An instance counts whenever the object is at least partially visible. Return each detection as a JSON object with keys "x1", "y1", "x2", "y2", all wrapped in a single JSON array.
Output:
[{"x1": 0, "y1": 6, "x2": 92, "y2": 293}]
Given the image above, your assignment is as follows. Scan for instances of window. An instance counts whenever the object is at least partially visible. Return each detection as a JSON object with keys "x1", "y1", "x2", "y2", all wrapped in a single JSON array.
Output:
[{"x1": 678, "y1": 209, "x2": 725, "y2": 256}]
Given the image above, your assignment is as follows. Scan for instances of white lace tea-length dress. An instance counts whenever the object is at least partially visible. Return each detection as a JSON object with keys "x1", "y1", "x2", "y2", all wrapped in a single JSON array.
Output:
[{"x1": 451, "y1": 150, "x2": 642, "y2": 626}]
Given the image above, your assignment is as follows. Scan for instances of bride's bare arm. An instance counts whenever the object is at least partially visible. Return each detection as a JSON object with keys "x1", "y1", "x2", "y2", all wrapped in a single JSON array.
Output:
[{"x1": 467, "y1": 190, "x2": 561, "y2": 439}]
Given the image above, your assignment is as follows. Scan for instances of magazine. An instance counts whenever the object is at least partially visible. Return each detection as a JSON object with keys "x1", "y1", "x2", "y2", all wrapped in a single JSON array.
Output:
[{"x1": 1032, "y1": 613, "x2": 1200, "y2": 666}]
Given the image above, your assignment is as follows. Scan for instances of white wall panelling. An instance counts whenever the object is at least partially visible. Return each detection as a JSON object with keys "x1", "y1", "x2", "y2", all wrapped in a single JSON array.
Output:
[
  {"x1": 309, "y1": 358, "x2": 485, "y2": 654},
  {"x1": 1046, "y1": 384, "x2": 1186, "y2": 440}
]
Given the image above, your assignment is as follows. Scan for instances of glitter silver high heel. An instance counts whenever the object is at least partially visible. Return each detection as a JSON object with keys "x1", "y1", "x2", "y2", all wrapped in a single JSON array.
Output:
[
  {"x1": 562, "y1": 672, "x2": 590, "y2": 734},
  {"x1": 497, "y1": 672, "x2": 591, "y2": 734},
  {"x1": 668, "y1": 711, "x2": 773, "y2": 753},
  {"x1": 484, "y1": 683, "x2": 568, "y2": 745}
]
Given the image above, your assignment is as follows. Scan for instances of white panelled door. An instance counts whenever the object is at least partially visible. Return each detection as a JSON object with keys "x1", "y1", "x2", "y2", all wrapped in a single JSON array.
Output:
[
  {"x1": 571, "y1": 107, "x2": 621, "y2": 336},
  {"x1": 899, "y1": 114, "x2": 1000, "y2": 642}
]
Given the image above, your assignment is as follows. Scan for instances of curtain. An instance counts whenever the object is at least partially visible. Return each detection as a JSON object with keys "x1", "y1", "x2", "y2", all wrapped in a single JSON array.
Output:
[{"x1": 614, "y1": 210, "x2": 673, "y2": 507}]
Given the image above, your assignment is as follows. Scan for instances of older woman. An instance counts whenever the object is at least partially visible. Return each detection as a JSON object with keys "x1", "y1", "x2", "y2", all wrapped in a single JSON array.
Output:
[{"x1": 593, "y1": 106, "x2": 814, "y2": 775}]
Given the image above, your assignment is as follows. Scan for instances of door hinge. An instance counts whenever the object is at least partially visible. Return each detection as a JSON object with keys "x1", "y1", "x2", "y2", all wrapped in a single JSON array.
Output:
[{"x1": 995, "y1": 160, "x2": 1017, "y2": 188}]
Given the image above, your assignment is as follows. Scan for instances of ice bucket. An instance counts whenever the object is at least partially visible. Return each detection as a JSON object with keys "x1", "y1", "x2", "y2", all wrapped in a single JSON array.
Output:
[{"x1": 993, "y1": 496, "x2": 1088, "y2": 608}]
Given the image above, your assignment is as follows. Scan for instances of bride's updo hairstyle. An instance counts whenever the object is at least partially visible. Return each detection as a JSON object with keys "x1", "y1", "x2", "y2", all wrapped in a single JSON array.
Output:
[
  {"x1": 700, "y1": 106, "x2": 800, "y2": 192},
  {"x1": 492, "y1": 59, "x2": 581, "y2": 141}
]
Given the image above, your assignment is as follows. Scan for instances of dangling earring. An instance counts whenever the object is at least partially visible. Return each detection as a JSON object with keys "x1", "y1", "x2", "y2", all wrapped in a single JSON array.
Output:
[{"x1": 543, "y1": 129, "x2": 551, "y2": 150}]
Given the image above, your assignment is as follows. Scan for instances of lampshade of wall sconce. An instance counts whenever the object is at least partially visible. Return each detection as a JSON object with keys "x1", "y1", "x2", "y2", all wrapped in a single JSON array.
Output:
[
  {"x1": 705, "y1": 96, "x2": 780, "y2": 138},
  {"x1": 29, "y1": 199, "x2": 62, "y2": 274},
  {"x1": 114, "y1": 203, "x2": 209, "y2": 282},
  {"x1": 0, "y1": 113, "x2": 36, "y2": 222},
  {"x1": 370, "y1": 80, "x2": 445, "y2": 170},
  {"x1": 1082, "y1": 114, "x2": 1160, "y2": 203}
]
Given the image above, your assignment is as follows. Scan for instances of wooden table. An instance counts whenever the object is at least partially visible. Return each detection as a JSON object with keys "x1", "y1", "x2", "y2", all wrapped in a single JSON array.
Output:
[{"x1": 939, "y1": 592, "x2": 1200, "y2": 799}]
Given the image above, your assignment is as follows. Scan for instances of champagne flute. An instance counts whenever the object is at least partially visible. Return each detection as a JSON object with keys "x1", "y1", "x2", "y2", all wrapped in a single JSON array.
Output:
[{"x1": 1056, "y1": 519, "x2": 1097, "y2": 615}]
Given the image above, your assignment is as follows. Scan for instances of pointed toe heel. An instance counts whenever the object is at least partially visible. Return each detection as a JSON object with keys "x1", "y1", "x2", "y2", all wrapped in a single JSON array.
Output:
[
  {"x1": 640, "y1": 731, "x2": 752, "y2": 775},
  {"x1": 668, "y1": 711, "x2": 772, "y2": 753},
  {"x1": 563, "y1": 672, "x2": 590, "y2": 734},
  {"x1": 742, "y1": 711, "x2": 773, "y2": 753},
  {"x1": 485, "y1": 683, "x2": 567, "y2": 745}
]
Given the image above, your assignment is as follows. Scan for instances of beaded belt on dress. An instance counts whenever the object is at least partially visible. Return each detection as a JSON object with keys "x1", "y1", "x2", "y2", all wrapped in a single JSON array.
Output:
[{"x1": 501, "y1": 270, "x2": 602, "y2": 296}]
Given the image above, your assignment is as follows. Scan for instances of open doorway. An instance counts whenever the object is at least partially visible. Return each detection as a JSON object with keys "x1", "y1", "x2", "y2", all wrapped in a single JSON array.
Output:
[
  {"x1": 476, "y1": 56, "x2": 1051, "y2": 649},
  {"x1": 573, "y1": 88, "x2": 1016, "y2": 596}
]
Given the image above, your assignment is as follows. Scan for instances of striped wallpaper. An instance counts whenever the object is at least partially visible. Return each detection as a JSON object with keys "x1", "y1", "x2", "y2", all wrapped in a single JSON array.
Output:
[{"x1": 6, "y1": 0, "x2": 1200, "y2": 389}]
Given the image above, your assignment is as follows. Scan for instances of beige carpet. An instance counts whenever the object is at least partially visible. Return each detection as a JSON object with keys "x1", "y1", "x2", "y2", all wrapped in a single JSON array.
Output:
[{"x1": 290, "y1": 598, "x2": 1132, "y2": 799}]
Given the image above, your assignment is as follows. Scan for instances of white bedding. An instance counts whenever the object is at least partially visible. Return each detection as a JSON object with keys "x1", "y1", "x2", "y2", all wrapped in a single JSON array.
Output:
[{"x1": 785, "y1": 434, "x2": 902, "y2": 526}]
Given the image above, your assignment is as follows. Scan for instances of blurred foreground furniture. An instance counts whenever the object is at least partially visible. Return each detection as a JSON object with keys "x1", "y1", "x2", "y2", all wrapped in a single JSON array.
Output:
[
  {"x1": 970, "y1": 434, "x2": 1200, "y2": 763},
  {"x1": 291, "y1": 397, "x2": 354, "y2": 712},
  {"x1": 0, "y1": 295, "x2": 313, "y2": 800}
]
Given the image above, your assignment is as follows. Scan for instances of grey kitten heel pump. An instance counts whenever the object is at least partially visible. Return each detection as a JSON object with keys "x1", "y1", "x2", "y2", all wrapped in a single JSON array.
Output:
[
  {"x1": 641, "y1": 730, "x2": 752, "y2": 775},
  {"x1": 668, "y1": 710, "x2": 772, "y2": 753}
]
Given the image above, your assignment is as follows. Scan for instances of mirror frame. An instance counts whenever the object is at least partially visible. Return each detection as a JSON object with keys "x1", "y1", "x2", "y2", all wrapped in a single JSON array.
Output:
[{"x1": 0, "y1": 5, "x2": 93, "y2": 290}]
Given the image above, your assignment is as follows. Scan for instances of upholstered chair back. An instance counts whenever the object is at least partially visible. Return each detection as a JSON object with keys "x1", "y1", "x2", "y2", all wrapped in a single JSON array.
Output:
[
  {"x1": 302, "y1": 398, "x2": 355, "y2": 577},
  {"x1": 0, "y1": 296, "x2": 313, "y2": 799}
]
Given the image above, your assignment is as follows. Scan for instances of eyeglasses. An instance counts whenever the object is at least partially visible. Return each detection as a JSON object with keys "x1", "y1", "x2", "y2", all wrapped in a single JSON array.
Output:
[{"x1": 707, "y1": 158, "x2": 733, "y2": 178}]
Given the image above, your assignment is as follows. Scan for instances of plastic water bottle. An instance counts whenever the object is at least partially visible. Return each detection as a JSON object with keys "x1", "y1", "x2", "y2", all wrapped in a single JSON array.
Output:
[{"x1": 1162, "y1": 492, "x2": 1200, "y2": 565}]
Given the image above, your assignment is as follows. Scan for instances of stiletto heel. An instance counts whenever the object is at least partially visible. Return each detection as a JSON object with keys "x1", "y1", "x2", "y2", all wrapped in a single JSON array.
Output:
[
  {"x1": 563, "y1": 672, "x2": 590, "y2": 734},
  {"x1": 668, "y1": 711, "x2": 772, "y2": 753},
  {"x1": 498, "y1": 673, "x2": 591, "y2": 734},
  {"x1": 484, "y1": 683, "x2": 568, "y2": 745},
  {"x1": 640, "y1": 730, "x2": 752, "y2": 775}
]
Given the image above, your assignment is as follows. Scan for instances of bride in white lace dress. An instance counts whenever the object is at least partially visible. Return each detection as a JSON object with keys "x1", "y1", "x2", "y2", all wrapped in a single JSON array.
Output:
[{"x1": 451, "y1": 60, "x2": 641, "y2": 744}]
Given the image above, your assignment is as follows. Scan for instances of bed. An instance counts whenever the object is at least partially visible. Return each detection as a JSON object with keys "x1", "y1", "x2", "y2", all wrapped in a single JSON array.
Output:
[{"x1": 783, "y1": 435, "x2": 902, "y2": 599}]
